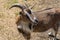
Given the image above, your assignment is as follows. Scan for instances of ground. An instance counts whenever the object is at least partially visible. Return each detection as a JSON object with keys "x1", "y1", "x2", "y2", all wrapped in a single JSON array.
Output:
[{"x1": 0, "y1": 0, "x2": 60, "y2": 40}]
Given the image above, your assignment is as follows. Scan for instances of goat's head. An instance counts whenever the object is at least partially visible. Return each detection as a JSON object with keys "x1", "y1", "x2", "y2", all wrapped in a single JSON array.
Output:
[{"x1": 9, "y1": 3, "x2": 38, "y2": 24}]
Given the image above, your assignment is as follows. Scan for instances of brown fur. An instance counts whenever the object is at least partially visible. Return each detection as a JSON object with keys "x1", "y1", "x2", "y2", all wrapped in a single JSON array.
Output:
[
  {"x1": 16, "y1": 8, "x2": 60, "y2": 40},
  {"x1": 33, "y1": 8, "x2": 60, "y2": 38}
]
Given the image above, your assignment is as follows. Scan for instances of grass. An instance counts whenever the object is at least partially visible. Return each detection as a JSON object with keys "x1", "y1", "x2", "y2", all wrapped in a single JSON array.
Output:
[
  {"x1": 0, "y1": 25, "x2": 4, "y2": 30},
  {"x1": 4, "y1": 0, "x2": 18, "y2": 9},
  {"x1": 0, "y1": 12, "x2": 5, "y2": 18}
]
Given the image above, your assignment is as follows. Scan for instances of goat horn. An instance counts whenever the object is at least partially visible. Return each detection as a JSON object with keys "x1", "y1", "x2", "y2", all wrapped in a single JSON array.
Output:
[
  {"x1": 29, "y1": 4, "x2": 35, "y2": 9},
  {"x1": 24, "y1": 1, "x2": 29, "y2": 8},
  {"x1": 29, "y1": 1, "x2": 36, "y2": 9},
  {"x1": 33, "y1": 8, "x2": 53, "y2": 13},
  {"x1": 9, "y1": 3, "x2": 26, "y2": 10}
]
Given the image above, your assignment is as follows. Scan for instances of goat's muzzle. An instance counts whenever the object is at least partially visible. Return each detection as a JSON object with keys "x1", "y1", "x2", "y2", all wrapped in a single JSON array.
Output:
[{"x1": 31, "y1": 16, "x2": 39, "y2": 25}]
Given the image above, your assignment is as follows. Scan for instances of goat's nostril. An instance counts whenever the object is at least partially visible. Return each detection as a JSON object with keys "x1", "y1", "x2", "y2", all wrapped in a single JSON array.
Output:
[{"x1": 35, "y1": 19, "x2": 39, "y2": 23}]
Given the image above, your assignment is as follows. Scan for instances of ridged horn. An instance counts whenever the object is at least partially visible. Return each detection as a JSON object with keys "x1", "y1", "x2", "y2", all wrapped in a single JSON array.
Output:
[
  {"x1": 29, "y1": 1, "x2": 36, "y2": 9},
  {"x1": 9, "y1": 3, "x2": 26, "y2": 10}
]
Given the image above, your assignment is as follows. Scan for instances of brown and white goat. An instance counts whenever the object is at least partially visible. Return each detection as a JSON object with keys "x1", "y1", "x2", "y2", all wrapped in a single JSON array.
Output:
[
  {"x1": 9, "y1": 3, "x2": 38, "y2": 40},
  {"x1": 9, "y1": 3, "x2": 60, "y2": 40}
]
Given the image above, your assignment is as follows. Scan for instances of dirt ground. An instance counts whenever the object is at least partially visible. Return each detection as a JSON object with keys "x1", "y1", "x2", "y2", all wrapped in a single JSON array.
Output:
[{"x1": 0, "y1": 0, "x2": 60, "y2": 40}]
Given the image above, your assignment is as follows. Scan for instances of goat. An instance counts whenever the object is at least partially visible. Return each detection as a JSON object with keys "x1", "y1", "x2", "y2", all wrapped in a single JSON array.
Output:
[
  {"x1": 9, "y1": 3, "x2": 38, "y2": 40},
  {"x1": 9, "y1": 2, "x2": 60, "y2": 40},
  {"x1": 9, "y1": 3, "x2": 59, "y2": 40}
]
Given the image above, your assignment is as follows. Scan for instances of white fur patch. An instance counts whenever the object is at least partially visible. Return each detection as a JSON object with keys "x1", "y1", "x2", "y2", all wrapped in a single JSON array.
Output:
[
  {"x1": 34, "y1": 17, "x2": 36, "y2": 20},
  {"x1": 17, "y1": 25, "x2": 22, "y2": 29}
]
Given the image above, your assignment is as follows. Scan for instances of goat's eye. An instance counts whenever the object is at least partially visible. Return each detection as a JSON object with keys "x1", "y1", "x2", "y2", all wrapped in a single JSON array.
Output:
[
  {"x1": 19, "y1": 12, "x2": 22, "y2": 15},
  {"x1": 27, "y1": 10, "x2": 32, "y2": 14}
]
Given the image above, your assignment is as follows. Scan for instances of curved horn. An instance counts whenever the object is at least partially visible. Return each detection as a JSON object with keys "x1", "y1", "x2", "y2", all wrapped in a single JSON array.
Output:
[
  {"x1": 29, "y1": 1, "x2": 36, "y2": 9},
  {"x1": 29, "y1": 3, "x2": 35, "y2": 9},
  {"x1": 9, "y1": 3, "x2": 26, "y2": 10},
  {"x1": 33, "y1": 8, "x2": 53, "y2": 13},
  {"x1": 24, "y1": 1, "x2": 29, "y2": 8}
]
